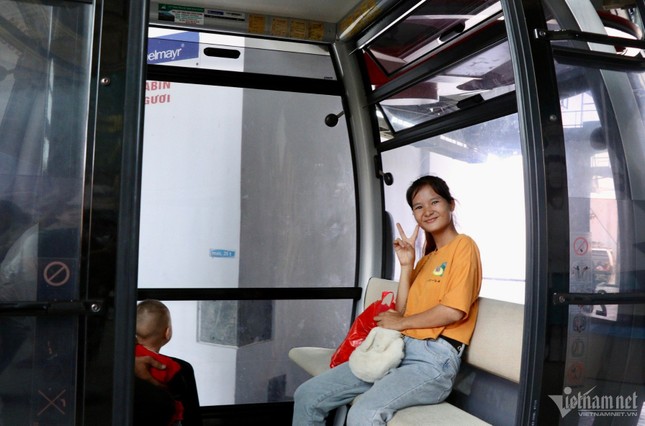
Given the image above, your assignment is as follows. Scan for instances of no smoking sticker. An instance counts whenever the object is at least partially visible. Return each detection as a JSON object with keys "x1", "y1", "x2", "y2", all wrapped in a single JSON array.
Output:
[{"x1": 573, "y1": 236, "x2": 589, "y2": 256}]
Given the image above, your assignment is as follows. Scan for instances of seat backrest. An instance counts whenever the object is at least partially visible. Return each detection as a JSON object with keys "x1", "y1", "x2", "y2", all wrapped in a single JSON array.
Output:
[
  {"x1": 363, "y1": 277, "x2": 399, "y2": 310},
  {"x1": 464, "y1": 297, "x2": 524, "y2": 383}
]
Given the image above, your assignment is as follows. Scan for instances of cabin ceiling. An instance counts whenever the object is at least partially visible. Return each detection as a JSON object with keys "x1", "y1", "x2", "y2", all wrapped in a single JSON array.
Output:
[{"x1": 165, "y1": 0, "x2": 365, "y2": 24}]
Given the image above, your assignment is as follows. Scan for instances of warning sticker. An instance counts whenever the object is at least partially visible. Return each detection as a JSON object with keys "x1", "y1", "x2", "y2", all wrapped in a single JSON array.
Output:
[
  {"x1": 158, "y1": 4, "x2": 205, "y2": 25},
  {"x1": 43, "y1": 261, "x2": 71, "y2": 287},
  {"x1": 38, "y1": 258, "x2": 78, "y2": 299},
  {"x1": 572, "y1": 236, "x2": 589, "y2": 256}
]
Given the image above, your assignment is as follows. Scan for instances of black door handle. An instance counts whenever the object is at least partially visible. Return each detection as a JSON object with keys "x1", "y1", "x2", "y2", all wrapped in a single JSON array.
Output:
[{"x1": 0, "y1": 300, "x2": 104, "y2": 316}]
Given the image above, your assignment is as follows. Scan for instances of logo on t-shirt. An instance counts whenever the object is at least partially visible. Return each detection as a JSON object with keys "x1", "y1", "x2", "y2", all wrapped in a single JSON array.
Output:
[{"x1": 433, "y1": 262, "x2": 447, "y2": 277}]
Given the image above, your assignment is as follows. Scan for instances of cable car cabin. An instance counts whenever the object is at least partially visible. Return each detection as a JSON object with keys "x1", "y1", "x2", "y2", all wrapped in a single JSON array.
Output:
[{"x1": 0, "y1": 0, "x2": 644, "y2": 425}]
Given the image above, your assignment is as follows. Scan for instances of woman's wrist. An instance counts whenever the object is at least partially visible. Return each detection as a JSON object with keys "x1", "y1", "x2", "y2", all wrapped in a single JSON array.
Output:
[{"x1": 399, "y1": 263, "x2": 414, "y2": 272}]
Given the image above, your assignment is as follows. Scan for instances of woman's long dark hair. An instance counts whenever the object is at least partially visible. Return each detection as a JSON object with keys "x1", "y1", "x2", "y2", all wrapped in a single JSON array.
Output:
[{"x1": 405, "y1": 176, "x2": 455, "y2": 255}]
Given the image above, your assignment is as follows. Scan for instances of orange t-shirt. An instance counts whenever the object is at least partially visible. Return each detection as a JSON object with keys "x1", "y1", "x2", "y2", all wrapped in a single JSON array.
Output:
[{"x1": 402, "y1": 234, "x2": 482, "y2": 344}]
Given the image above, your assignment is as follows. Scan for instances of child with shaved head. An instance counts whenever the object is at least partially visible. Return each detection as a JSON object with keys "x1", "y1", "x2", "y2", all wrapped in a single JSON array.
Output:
[{"x1": 136, "y1": 299, "x2": 184, "y2": 425}]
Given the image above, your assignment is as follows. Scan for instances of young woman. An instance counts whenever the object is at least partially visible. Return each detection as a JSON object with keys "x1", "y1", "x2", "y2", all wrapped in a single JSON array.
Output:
[{"x1": 292, "y1": 175, "x2": 482, "y2": 425}]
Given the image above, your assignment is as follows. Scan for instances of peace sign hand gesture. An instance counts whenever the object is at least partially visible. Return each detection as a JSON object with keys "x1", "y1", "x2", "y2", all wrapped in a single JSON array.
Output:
[{"x1": 393, "y1": 223, "x2": 419, "y2": 267}]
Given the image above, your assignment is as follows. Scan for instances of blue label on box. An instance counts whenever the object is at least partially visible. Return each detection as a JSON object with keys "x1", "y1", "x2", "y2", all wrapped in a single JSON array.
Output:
[{"x1": 147, "y1": 31, "x2": 199, "y2": 64}]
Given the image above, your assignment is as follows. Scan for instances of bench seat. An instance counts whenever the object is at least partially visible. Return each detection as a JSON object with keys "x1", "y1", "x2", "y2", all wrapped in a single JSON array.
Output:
[
  {"x1": 288, "y1": 277, "x2": 524, "y2": 425},
  {"x1": 288, "y1": 346, "x2": 491, "y2": 425}
]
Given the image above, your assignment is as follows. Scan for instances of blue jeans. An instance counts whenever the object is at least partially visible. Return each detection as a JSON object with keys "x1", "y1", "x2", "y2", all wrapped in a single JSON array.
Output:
[{"x1": 292, "y1": 336, "x2": 461, "y2": 426}]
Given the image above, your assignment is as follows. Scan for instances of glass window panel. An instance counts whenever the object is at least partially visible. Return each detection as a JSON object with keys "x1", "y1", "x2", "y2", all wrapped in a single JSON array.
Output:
[
  {"x1": 378, "y1": 41, "x2": 514, "y2": 135},
  {"x1": 559, "y1": 302, "x2": 645, "y2": 419},
  {"x1": 365, "y1": 0, "x2": 502, "y2": 75},
  {"x1": 556, "y1": 64, "x2": 645, "y2": 299},
  {"x1": 0, "y1": 1, "x2": 92, "y2": 424},
  {"x1": 545, "y1": 1, "x2": 645, "y2": 58},
  {"x1": 140, "y1": 31, "x2": 356, "y2": 410},
  {"x1": 381, "y1": 114, "x2": 525, "y2": 304},
  {"x1": 140, "y1": 82, "x2": 356, "y2": 289},
  {"x1": 554, "y1": 56, "x2": 645, "y2": 418},
  {"x1": 159, "y1": 300, "x2": 352, "y2": 405}
]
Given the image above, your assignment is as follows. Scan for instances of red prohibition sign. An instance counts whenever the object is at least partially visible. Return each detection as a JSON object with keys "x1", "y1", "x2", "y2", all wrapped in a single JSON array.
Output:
[
  {"x1": 43, "y1": 261, "x2": 71, "y2": 287},
  {"x1": 573, "y1": 237, "x2": 589, "y2": 256}
]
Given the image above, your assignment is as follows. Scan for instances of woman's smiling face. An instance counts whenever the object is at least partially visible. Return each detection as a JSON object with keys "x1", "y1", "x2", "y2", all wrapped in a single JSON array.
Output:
[{"x1": 411, "y1": 185, "x2": 455, "y2": 236}]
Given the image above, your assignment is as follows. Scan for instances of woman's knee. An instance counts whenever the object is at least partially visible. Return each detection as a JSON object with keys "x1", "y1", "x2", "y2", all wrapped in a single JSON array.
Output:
[
  {"x1": 294, "y1": 378, "x2": 317, "y2": 406},
  {"x1": 346, "y1": 396, "x2": 390, "y2": 426}
]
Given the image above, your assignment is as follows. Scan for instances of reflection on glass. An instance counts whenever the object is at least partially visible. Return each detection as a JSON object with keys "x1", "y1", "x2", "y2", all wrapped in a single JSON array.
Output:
[
  {"x1": 381, "y1": 113, "x2": 525, "y2": 304},
  {"x1": 365, "y1": 0, "x2": 501, "y2": 75},
  {"x1": 378, "y1": 41, "x2": 514, "y2": 134}
]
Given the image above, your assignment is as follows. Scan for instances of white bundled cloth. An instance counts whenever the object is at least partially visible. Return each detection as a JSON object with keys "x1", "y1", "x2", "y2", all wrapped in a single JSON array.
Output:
[{"x1": 349, "y1": 327, "x2": 404, "y2": 383}]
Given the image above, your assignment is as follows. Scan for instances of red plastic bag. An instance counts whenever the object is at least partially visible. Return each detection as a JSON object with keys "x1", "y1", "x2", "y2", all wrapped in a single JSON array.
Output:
[{"x1": 329, "y1": 291, "x2": 396, "y2": 368}]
